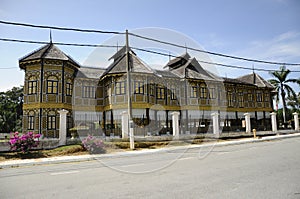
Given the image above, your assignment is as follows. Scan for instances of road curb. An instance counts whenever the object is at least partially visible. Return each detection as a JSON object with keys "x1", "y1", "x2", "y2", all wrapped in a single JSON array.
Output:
[{"x1": 1, "y1": 132, "x2": 300, "y2": 168}]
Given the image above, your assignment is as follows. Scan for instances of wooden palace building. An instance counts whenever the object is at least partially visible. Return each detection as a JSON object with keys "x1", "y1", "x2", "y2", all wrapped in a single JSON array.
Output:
[{"x1": 19, "y1": 43, "x2": 275, "y2": 138}]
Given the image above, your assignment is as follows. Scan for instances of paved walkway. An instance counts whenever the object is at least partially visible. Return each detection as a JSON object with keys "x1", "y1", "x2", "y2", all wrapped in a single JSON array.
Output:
[{"x1": 1, "y1": 132, "x2": 299, "y2": 169}]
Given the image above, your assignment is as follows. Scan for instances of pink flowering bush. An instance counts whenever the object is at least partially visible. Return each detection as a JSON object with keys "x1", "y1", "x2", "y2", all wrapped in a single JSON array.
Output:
[
  {"x1": 9, "y1": 132, "x2": 41, "y2": 153},
  {"x1": 81, "y1": 135, "x2": 105, "y2": 154}
]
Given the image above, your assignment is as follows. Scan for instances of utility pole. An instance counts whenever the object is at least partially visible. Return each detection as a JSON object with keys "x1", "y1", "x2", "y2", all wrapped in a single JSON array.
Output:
[{"x1": 125, "y1": 30, "x2": 135, "y2": 149}]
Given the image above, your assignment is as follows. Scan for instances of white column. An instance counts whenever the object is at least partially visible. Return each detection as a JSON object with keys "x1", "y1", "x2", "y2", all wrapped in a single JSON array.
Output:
[
  {"x1": 270, "y1": 112, "x2": 277, "y2": 133},
  {"x1": 121, "y1": 111, "x2": 129, "y2": 139},
  {"x1": 129, "y1": 120, "x2": 135, "y2": 149},
  {"x1": 58, "y1": 109, "x2": 68, "y2": 146},
  {"x1": 293, "y1": 112, "x2": 299, "y2": 131},
  {"x1": 171, "y1": 112, "x2": 180, "y2": 138},
  {"x1": 211, "y1": 112, "x2": 220, "y2": 135},
  {"x1": 244, "y1": 113, "x2": 251, "y2": 133}
]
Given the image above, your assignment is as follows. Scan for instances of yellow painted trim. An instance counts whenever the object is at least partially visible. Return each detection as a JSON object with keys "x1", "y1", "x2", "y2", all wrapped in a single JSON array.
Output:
[
  {"x1": 226, "y1": 107, "x2": 273, "y2": 112},
  {"x1": 23, "y1": 102, "x2": 272, "y2": 113},
  {"x1": 23, "y1": 103, "x2": 72, "y2": 110},
  {"x1": 72, "y1": 106, "x2": 103, "y2": 112}
]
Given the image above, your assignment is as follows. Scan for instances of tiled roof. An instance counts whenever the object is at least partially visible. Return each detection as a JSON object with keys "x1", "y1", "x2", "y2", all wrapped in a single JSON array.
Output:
[
  {"x1": 19, "y1": 43, "x2": 80, "y2": 67},
  {"x1": 237, "y1": 73, "x2": 274, "y2": 88},
  {"x1": 20, "y1": 44, "x2": 273, "y2": 88},
  {"x1": 223, "y1": 77, "x2": 247, "y2": 84},
  {"x1": 166, "y1": 55, "x2": 222, "y2": 81},
  {"x1": 77, "y1": 66, "x2": 106, "y2": 79},
  {"x1": 165, "y1": 52, "x2": 191, "y2": 69},
  {"x1": 108, "y1": 46, "x2": 136, "y2": 61},
  {"x1": 155, "y1": 70, "x2": 178, "y2": 78},
  {"x1": 100, "y1": 48, "x2": 155, "y2": 79}
]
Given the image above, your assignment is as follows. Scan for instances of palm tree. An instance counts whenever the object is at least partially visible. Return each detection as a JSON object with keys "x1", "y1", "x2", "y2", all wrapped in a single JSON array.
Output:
[
  {"x1": 268, "y1": 66, "x2": 300, "y2": 125},
  {"x1": 287, "y1": 92, "x2": 300, "y2": 112}
]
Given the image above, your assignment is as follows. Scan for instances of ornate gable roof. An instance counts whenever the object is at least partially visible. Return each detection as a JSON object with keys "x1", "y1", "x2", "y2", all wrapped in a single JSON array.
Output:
[
  {"x1": 237, "y1": 73, "x2": 274, "y2": 88},
  {"x1": 166, "y1": 54, "x2": 222, "y2": 81},
  {"x1": 100, "y1": 47, "x2": 155, "y2": 79},
  {"x1": 19, "y1": 43, "x2": 80, "y2": 68},
  {"x1": 165, "y1": 52, "x2": 191, "y2": 69},
  {"x1": 108, "y1": 46, "x2": 136, "y2": 61}
]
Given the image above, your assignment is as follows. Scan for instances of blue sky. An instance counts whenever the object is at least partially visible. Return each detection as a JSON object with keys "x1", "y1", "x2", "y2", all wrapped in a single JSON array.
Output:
[{"x1": 0, "y1": 0, "x2": 299, "y2": 92}]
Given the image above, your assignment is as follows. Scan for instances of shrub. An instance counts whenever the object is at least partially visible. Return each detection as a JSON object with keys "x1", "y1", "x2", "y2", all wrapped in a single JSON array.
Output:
[
  {"x1": 9, "y1": 132, "x2": 41, "y2": 153},
  {"x1": 81, "y1": 135, "x2": 105, "y2": 154}
]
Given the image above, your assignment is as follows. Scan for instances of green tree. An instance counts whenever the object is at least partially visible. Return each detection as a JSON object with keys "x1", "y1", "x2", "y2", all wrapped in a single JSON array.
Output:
[
  {"x1": 287, "y1": 92, "x2": 300, "y2": 113},
  {"x1": 0, "y1": 86, "x2": 23, "y2": 133},
  {"x1": 268, "y1": 66, "x2": 300, "y2": 125}
]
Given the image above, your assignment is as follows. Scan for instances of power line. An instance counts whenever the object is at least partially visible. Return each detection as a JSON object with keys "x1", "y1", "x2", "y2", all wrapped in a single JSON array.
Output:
[
  {"x1": 0, "y1": 20, "x2": 124, "y2": 35},
  {"x1": 1, "y1": 20, "x2": 299, "y2": 66},
  {"x1": 131, "y1": 47, "x2": 175, "y2": 58},
  {"x1": 0, "y1": 38, "x2": 118, "y2": 48},
  {"x1": 195, "y1": 59, "x2": 277, "y2": 72},
  {"x1": 2, "y1": 20, "x2": 300, "y2": 67},
  {"x1": 131, "y1": 47, "x2": 300, "y2": 73},
  {"x1": 129, "y1": 33, "x2": 300, "y2": 66},
  {"x1": 1, "y1": 37, "x2": 300, "y2": 73}
]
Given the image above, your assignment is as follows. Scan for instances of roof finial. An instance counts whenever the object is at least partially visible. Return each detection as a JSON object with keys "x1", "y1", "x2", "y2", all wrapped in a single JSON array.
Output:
[
  {"x1": 185, "y1": 42, "x2": 187, "y2": 54},
  {"x1": 252, "y1": 64, "x2": 256, "y2": 84},
  {"x1": 49, "y1": 29, "x2": 52, "y2": 43}
]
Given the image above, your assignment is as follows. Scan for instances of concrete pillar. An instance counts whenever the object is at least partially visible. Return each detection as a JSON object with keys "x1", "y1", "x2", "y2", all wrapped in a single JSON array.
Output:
[
  {"x1": 293, "y1": 112, "x2": 299, "y2": 131},
  {"x1": 58, "y1": 109, "x2": 68, "y2": 146},
  {"x1": 129, "y1": 120, "x2": 135, "y2": 149},
  {"x1": 121, "y1": 111, "x2": 129, "y2": 139},
  {"x1": 270, "y1": 112, "x2": 277, "y2": 133},
  {"x1": 171, "y1": 112, "x2": 180, "y2": 138},
  {"x1": 244, "y1": 113, "x2": 251, "y2": 133},
  {"x1": 211, "y1": 112, "x2": 220, "y2": 135}
]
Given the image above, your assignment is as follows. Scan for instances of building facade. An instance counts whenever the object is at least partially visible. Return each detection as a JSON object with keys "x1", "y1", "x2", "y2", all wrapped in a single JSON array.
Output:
[{"x1": 19, "y1": 43, "x2": 275, "y2": 137}]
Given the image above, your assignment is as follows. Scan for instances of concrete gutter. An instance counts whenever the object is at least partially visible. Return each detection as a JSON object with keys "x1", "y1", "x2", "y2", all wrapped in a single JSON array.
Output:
[{"x1": 1, "y1": 132, "x2": 300, "y2": 169}]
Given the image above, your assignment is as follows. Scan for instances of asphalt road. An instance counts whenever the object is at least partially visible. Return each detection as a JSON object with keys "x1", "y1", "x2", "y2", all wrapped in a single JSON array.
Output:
[{"x1": 1, "y1": 137, "x2": 300, "y2": 199}]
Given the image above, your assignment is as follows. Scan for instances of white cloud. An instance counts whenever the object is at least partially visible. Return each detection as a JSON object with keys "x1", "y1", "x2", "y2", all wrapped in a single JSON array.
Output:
[
  {"x1": 212, "y1": 31, "x2": 300, "y2": 93},
  {"x1": 217, "y1": 31, "x2": 300, "y2": 67},
  {"x1": 251, "y1": 31, "x2": 300, "y2": 61},
  {"x1": 205, "y1": 31, "x2": 300, "y2": 63}
]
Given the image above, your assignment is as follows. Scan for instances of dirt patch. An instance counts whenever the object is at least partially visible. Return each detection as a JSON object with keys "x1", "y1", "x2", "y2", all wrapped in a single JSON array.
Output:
[
  {"x1": 0, "y1": 145, "x2": 89, "y2": 162},
  {"x1": 0, "y1": 138, "x2": 216, "y2": 162}
]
